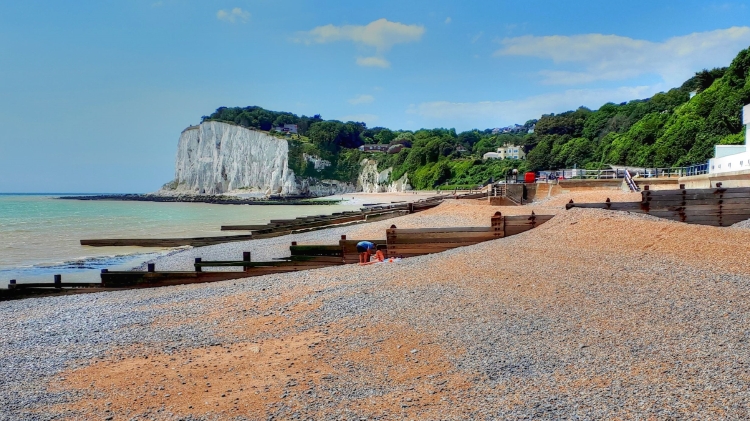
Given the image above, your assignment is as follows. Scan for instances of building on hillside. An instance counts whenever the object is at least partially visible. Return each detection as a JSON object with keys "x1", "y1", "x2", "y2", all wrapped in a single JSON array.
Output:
[
  {"x1": 496, "y1": 144, "x2": 526, "y2": 160},
  {"x1": 358, "y1": 144, "x2": 390, "y2": 153},
  {"x1": 387, "y1": 144, "x2": 404, "y2": 154},
  {"x1": 708, "y1": 104, "x2": 750, "y2": 174},
  {"x1": 483, "y1": 144, "x2": 526, "y2": 160},
  {"x1": 273, "y1": 124, "x2": 298, "y2": 134},
  {"x1": 456, "y1": 145, "x2": 468, "y2": 154}
]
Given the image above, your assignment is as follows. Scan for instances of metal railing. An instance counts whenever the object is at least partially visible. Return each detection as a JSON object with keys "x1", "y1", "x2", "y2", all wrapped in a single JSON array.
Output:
[{"x1": 538, "y1": 163, "x2": 709, "y2": 180}]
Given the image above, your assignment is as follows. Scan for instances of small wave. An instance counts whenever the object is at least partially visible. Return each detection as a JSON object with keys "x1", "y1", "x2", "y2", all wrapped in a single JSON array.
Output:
[{"x1": 0, "y1": 249, "x2": 183, "y2": 278}]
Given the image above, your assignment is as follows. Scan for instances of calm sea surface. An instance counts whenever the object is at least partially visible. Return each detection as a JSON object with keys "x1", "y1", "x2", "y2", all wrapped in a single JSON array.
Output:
[{"x1": 0, "y1": 194, "x2": 360, "y2": 287}]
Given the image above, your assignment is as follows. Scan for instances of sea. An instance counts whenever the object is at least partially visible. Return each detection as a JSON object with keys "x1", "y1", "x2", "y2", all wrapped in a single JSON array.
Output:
[{"x1": 0, "y1": 194, "x2": 361, "y2": 288}]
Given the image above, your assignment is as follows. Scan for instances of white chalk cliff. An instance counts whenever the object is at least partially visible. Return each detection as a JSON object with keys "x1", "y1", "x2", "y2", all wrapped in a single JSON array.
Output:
[
  {"x1": 165, "y1": 122, "x2": 295, "y2": 195},
  {"x1": 161, "y1": 121, "x2": 410, "y2": 196},
  {"x1": 358, "y1": 159, "x2": 411, "y2": 193}
]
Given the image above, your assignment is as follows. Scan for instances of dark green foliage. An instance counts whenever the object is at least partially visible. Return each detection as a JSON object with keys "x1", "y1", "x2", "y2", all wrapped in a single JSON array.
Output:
[
  {"x1": 361, "y1": 127, "x2": 397, "y2": 144},
  {"x1": 306, "y1": 120, "x2": 366, "y2": 152}
]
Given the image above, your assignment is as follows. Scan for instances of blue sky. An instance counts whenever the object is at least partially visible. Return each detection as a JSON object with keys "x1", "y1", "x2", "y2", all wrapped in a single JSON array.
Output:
[{"x1": 2, "y1": 0, "x2": 750, "y2": 192}]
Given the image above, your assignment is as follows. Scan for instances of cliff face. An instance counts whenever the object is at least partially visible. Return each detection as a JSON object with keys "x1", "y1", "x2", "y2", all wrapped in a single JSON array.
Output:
[
  {"x1": 358, "y1": 159, "x2": 411, "y2": 193},
  {"x1": 169, "y1": 122, "x2": 296, "y2": 195}
]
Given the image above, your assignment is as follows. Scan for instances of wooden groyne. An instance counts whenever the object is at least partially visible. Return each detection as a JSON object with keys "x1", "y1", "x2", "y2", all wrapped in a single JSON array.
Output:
[
  {"x1": 566, "y1": 185, "x2": 750, "y2": 226},
  {"x1": 81, "y1": 234, "x2": 255, "y2": 248},
  {"x1": 79, "y1": 195, "x2": 450, "y2": 248},
  {"x1": 7, "y1": 211, "x2": 553, "y2": 300}
]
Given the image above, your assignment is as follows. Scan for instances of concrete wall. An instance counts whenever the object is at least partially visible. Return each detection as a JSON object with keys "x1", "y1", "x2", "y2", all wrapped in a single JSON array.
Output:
[
  {"x1": 633, "y1": 178, "x2": 680, "y2": 190},
  {"x1": 557, "y1": 179, "x2": 624, "y2": 191},
  {"x1": 488, "y1": 196, "x2": 519, "y2": 206},
  {"x1": 679, "y1": 169, "x2": 750, "y2": 188},
  {"x1": 708, "y1": 150, "x2": 750, "y2": 174}
]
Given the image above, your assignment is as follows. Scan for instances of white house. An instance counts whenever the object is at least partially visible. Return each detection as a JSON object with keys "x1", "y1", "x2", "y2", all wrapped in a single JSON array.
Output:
[
  {"x1": 483, "y1": 144, "x2": 526, "y2": 160},
  {"x1": 708, "y1": 104, "x2": 750, "y2": 174},
  {"x1": 496, "y1": 144, "x2": 526, "y2": 160}
]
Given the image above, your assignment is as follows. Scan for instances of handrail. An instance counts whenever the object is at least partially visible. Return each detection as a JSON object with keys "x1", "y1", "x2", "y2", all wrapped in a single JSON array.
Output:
[{"x1": 624, "y1": 170, "x2": 639, "y2": 192}]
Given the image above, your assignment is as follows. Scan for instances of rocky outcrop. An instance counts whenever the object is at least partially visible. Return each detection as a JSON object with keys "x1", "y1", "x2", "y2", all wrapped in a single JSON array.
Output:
[{"x1": 357, "y1": 159, "x2": 411, "y2": 193}]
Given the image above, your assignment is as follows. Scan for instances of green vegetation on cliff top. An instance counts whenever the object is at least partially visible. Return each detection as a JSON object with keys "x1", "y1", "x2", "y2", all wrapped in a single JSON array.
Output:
[{"x1": 201, "y1": 46, "x2": 750, "y2": 189}]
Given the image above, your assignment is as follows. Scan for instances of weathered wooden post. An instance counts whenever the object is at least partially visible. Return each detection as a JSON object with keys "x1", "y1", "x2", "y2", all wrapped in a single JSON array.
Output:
[
  {"x1": 386, "y1": 226, "x2": 398, "y2": 257},
  {"x1": 291, "y1": 241, "x2": 297, "y2": 246},
  {"x1": 341, "y1": 235, "x2": 346, "y2": 240},
  {"x1": 54, "y1": 274, "x2": 62, "y2": 289},
  {"x1": 491, "y1": 211, "x2": 504, "y2": 238},
  {"x1": 644, "y1": 185, "x2": 650, "y2": 191},
  {"x1": 679, "y1": 184, "x2": 685, "y2": 190},
  {"x1": 9, "y1": 279, "x2": 16, "y2": 289},
  {"x1": 243, "y1": 252, "x2": 251, "y2": 272},
  {"x1": 195, "y1": 258, "x2": 202, "y2": 272},
  {"x1": 147, "y1": 263, "x2": 155, "y2": 272}
]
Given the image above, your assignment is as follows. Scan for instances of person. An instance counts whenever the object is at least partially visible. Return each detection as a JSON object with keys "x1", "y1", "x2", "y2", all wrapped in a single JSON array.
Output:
[
  {"x1": 356, "y1": 241, "x2": 376, "y2": 264},
  {"x1": 374, "y1": 247, "x2": 385, "y2": 262}
]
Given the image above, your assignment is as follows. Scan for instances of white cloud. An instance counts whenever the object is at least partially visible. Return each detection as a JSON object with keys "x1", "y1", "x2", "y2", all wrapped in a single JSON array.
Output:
[
  {"x1": 356, "y1": 56, "x2": 390, "y2": 68},
  {"x1": 301, "y1": 18, "x2": 424, "y2": 52},
  {"x1": 298, "y1": 18, "x2": 423, "y2": 67},
  {"x1": 495, "y1": 26, "x2": 750, "y2": 85},
  {"x1": 408, "y1": 85, "x2": 663, "y2": 130},
  {"x1": 445, "y1": 17, "x2": 452, "y2": 24},
  {"x1": 338, "y1": 114, "x2": 379, "y2": 124},
  {"x1": 217, "y1": 7, "x2": 250, "y2": 24},
  {"x1": 348, "y1": 94, "x2": 375, "y2": 105},
  {"x1": 471, "y1": 32, "x2": 483, "y2": 44}
]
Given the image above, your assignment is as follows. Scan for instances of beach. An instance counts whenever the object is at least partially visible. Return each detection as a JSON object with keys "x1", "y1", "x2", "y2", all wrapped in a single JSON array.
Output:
[{"x1": 3, "y1": 189, "x2": 750, "y2": 419}]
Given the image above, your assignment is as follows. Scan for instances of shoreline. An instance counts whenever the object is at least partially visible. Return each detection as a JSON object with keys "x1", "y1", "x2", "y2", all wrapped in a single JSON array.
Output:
[
  {"x1": 58, "y1": 191, "x2": 449, "y2": 206},
  {"x1": 58, "y1": 193, "x2": 343, "y2": 205}
]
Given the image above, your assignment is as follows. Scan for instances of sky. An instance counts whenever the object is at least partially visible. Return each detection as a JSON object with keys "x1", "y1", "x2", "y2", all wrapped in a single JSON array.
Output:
[{"x1": 2, "y1": 1, "x2": 750, "y2": 192}]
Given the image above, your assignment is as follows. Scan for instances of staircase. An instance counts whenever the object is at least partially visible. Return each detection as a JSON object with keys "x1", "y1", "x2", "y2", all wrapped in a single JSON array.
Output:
[{"x1": 624, "y1": 170, "x2": 640, "y2": 192}]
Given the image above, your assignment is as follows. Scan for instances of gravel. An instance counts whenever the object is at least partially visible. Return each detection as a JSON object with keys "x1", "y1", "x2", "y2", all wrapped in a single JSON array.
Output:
[
  {"x1": 731, "y1": 218, "x2": 750, "y2": 229},
  {"x1": 3, "y1": 195, "x2": 750, "y2": 420}
]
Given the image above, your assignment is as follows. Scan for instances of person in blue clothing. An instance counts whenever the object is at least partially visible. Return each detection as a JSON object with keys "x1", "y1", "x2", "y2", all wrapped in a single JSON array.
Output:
[{"x1": 356, "y1": 241, "x2": 376, "y2": 264}]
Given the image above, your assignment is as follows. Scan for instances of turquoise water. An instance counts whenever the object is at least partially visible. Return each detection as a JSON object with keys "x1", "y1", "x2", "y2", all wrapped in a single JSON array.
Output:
[{"x1": 0, "y1": 194, "x2": 360, "y2": 287}]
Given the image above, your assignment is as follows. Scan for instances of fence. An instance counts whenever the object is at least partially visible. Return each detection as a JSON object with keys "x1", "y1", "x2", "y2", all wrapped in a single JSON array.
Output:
[{"x1": 538, "y1": 163, "x2": 709, "y2": 181}]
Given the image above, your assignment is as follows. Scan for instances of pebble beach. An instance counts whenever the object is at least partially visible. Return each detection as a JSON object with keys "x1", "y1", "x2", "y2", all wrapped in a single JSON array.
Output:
[{"x1": 3, "y1": 189, "x2": 750, "y2": 420}]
